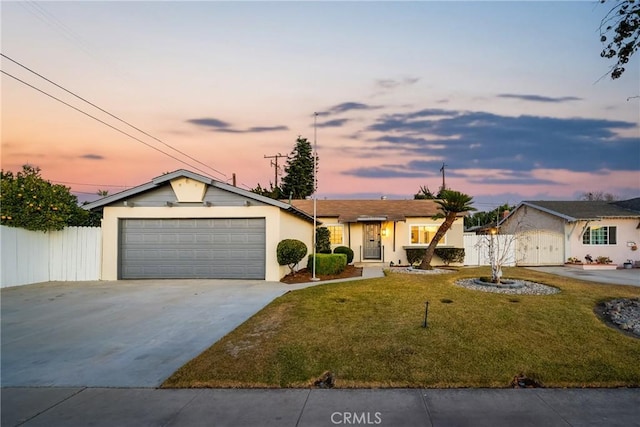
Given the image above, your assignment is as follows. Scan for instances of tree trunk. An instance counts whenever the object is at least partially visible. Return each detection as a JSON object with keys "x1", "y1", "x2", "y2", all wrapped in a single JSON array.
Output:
[{"x1": 419, "y1": 212, "x2": 457, "y2": 270}]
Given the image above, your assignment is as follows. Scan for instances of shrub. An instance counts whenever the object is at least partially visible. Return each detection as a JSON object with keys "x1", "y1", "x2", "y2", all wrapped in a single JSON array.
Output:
[
  {"x1": 316, "y1": 227, "x2": 332, "y2": 254},
  {"x1": 277, "y1": 239, "x2": 307, "y2": 274},
  {"x1": 307, "y1": 253, "x2": 347, "y2": 275},
  {"x1": 333, "y1": 246, "x2": 354, "y2": 264},
  {"x1": 434, "y1": 248, "x2": 465, "y2": 266},
  {"x1": 406, "y1": 248, "x2": 427, "y2": 266}
]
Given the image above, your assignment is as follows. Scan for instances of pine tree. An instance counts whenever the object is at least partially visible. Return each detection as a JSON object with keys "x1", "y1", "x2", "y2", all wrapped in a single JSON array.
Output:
[{"x1": 280, "y1": 136, "x2": 317, "y2": 199}]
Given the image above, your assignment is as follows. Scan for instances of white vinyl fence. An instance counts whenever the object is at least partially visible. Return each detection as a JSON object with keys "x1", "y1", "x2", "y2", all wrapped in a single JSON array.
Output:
[
  {"x1": 463, "y1": 233, "x2": 516, "y2": 267},
  {"x1": 1, "y1": 226, "x2": 101, "y2": 288}
]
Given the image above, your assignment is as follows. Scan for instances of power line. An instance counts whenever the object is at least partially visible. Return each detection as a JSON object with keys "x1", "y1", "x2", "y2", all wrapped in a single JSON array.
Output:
[
  {"x1": 1, "y1": 69, "x2": 219, "y2": 178},
  {"x1": 20, "y1": 1, "x2": 96, "y2": 60},
  {"x1": 51, "y1": 180, "x2": 129, "y2": 188},
  {"x1": 1, "y1": 53, "x2": 227, "y2": 180}
]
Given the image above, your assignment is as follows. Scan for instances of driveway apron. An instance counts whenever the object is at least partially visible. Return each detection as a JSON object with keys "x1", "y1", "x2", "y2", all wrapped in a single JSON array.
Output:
[{"x1": 1, "y1": 279, "x2": 294, "y2": 387}]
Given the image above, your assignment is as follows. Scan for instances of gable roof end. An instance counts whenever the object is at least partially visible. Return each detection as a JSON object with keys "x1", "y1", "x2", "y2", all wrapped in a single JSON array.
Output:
[{"x1": 81, "y1": 169, "x2": 315, "y2": 223}]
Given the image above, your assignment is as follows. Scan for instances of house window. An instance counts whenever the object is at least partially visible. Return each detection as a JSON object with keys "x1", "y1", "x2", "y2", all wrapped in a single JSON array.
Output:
[
  {"x1": 410, "y1": 225, "x2": 444, "y2": 245},
  {"x1": 326, "y1": 225, "x2": 344, "y2": 245},
  {"x1": 582, "y1": 226, "x2": 617, "y2": 245}
]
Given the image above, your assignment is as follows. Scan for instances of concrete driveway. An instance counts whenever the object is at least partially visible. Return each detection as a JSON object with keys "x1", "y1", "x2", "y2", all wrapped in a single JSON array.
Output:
[
  {"x1": 1, "y1": 279, "x2": 306, "y2": 388},
  {"x1": 527, "y1": 266, "x2": 640, "y2": 287}
]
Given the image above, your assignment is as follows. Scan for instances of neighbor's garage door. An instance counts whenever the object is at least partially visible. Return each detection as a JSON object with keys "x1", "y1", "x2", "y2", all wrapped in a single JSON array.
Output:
[
  {"x1": 516, "y1": 230, "x2": 564, "y2": 266},
  {"x1": 119, "y1": 218, "x2": 265, "y2": 279}
]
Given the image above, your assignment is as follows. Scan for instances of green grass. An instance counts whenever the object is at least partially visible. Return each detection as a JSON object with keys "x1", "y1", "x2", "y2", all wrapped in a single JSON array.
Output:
[{"x1": 162, "y1": 267, "x2": 640, "y2": 388}]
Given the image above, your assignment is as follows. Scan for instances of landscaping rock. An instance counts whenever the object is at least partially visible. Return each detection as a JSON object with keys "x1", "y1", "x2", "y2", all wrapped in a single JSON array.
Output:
[
  {"x1": 455, "y1": 279, "x2": 560, "y2": 295},
  {"x1": 603, "y1": 298, "x2": 640, "y2": 337}
]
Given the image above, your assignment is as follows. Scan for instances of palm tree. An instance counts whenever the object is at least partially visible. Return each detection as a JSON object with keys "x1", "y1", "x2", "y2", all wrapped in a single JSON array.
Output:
[{"x1": 419, "y1": 190, "x2": 476, "y2": 270}]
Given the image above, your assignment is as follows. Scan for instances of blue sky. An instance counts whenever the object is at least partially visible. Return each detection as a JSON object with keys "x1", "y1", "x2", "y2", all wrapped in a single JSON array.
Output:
[{"x1": 1, "y1": 1, "x2": 638, "y2": 210}]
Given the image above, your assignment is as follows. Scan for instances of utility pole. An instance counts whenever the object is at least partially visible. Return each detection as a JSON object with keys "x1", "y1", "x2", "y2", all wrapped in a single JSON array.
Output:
[
  {"x1": 439, "y1": 163, "x2": 447, "y2": 193},
  {"x1": 263, "y1": 153, "x2": 286, "y2": 188}
]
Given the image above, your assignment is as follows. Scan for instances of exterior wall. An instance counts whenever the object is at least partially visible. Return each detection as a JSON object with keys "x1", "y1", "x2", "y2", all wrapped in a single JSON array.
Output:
[
  {"x1": 101, "y1": 206, "x2": 302, "y2": 281},
  {"x1": 565, "y1": 218, "x2": 640, "y2": 266},
  {"x1": 501, "y1": 206, "x2": 564, "y2": 235},
  {"x1": 317, "y1": 217, "x2": 465, "y2": 265},
  {"x1": 278, "y1": 213, "x2": 314, "y2": 278},
  {"x1": 395, "y1": 217, "x2": 465, "y2": 265}
]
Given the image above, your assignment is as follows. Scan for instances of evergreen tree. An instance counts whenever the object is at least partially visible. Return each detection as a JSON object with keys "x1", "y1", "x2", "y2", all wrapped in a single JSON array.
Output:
[{"x1": 280, "y1": 136, "x2": 317, "y2": 199}]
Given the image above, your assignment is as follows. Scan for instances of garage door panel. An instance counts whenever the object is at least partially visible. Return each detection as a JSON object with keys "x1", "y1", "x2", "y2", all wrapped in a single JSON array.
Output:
[{"x1": 120, "y1": 218, "x2": 265, "y2": 279}]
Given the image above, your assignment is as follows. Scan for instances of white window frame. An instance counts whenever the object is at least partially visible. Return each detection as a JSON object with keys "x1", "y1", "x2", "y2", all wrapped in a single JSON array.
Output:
[
  {"x1": 325, "y1": 224, "x2": 344, "y2": 246},
  {"x1": 582, "y1": 226, "x2": 617, "y2": 245},
  {"x1": 409, "y1": 224, "x2": 446, "y2": 245}
]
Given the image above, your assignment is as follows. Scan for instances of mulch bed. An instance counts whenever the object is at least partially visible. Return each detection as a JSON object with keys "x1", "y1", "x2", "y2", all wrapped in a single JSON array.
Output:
[{"x1": 280, "y1": 265, "x2": 363, "y2": 284}]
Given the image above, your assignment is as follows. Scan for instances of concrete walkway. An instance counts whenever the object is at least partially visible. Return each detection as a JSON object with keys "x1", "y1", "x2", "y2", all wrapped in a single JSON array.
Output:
[{"x1": 2, "y1": 387, "x2": 639, "y2": 426}]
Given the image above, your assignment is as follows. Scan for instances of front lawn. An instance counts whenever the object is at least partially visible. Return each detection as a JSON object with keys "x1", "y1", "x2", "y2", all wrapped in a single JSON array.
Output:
[{"x1": 163, "y1": 267, "x2": 640, "y2": 388}]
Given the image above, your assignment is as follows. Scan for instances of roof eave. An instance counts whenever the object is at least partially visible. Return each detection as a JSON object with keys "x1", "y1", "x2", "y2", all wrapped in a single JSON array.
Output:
[{"x1": 520, "y1": 201, "x2": 577, "y2": 222}]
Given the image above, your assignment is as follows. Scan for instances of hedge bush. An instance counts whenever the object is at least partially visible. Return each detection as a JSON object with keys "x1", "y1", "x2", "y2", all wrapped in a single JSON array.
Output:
[
  {"x1": 434, "y1": 247, "x2": 465, "y2": 266},
  {"x1": 277, "y1": 239, "x2": 307, "y2": 274},
  {"x1": 333, "y1": 246, "x2": 354, "y2": 264},
  {"x1": 307, "y1": 253, "x2": 347, "y2": 275},
  {"x1": 406, "y1": 248, "x2": 427, "y2": 266}
]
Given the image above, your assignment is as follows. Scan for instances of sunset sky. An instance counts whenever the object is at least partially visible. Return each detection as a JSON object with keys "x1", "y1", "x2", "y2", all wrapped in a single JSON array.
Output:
[{"x1": 2, "y1": 1, "x2": 639, "y2": 210}]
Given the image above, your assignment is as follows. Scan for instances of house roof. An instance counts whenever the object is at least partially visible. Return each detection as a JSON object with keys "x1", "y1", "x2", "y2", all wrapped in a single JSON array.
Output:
[
  {"x1": 82, "y1": 169, "x2": 316, "y2": 223},
  {"x1": 514, "y1": 198, "x2": 640, "y2": 222},
  {"x1": 287, "y1": 199, "x2": 462, "y2": 223}
]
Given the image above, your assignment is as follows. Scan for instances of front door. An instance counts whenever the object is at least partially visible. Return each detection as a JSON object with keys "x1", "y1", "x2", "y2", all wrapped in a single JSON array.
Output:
[{"x1": 363, "y1": 223, "x2": 381, "y2": 259}]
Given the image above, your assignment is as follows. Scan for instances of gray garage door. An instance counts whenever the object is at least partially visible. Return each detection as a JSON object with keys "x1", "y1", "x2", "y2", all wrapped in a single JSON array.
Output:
[{"x1": 119, "y1": 218, "x2": 265, "y2": 279}]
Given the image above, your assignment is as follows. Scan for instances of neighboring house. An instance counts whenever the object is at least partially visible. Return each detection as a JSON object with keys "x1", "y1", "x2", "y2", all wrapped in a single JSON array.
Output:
[
  {"x1": 288, "y1": 199, "x2": 466, "y2": 266},
  {"x1": 84, "y1": 170, "x2": 315, "y2": 281},
  {"x1": 500, "y1": 198, "x2": 640, "y2": 267}
]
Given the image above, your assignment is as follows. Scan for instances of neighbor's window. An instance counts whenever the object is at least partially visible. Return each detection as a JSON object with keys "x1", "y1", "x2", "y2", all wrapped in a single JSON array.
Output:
[
  {"x1": 410, "y1": 225, "x2": 444, "y2": 245},
  {"x1": 582, "y1": 226, "x2": 617, "y2": 245},
  {"x1": 326, "y1": 225, "x2": 344, "y2": 245}
]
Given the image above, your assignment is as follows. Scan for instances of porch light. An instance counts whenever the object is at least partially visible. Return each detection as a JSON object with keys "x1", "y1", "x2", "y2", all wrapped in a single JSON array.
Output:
[{"x1": 381, "y1": 228, "x2": 389, "y2": 238}]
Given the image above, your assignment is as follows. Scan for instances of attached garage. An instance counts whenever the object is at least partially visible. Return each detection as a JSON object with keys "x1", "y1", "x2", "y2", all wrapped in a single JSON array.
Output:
[
  {"x1": 84, "y1": 169, "x2": 315, "y2": 281},
  {"x1": 119, "y1": 218, "x2": 265, "y2": 279}
]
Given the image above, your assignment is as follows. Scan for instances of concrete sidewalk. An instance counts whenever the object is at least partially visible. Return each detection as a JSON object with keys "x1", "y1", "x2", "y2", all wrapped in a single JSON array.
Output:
[{"x1": 2, "y1": 387, "x2": 639, "y2": 426}]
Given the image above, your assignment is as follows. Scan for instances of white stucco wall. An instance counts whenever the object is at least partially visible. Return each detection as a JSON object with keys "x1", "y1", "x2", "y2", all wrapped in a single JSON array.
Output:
[
  {"x1": 565, "y1": 218, "x2": 640, "y2": 266},
  {"x1": 277, "y1": 212, "x2": 315, "y2": 278},
  {"x1": 101, "y1": 205, "x2": 312, "y2": 281},
  {"x1": 317, "y1": 216, "x2": 465, "y2": 265}
]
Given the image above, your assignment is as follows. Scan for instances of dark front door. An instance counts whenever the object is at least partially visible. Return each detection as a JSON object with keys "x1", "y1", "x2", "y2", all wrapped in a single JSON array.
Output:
[{"x1": 363, "y1": 222, "x2": 381, "y2": 259}]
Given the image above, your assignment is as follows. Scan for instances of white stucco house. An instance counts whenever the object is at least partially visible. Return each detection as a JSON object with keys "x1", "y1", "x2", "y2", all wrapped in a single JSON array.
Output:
[
  {"x1": 289, "y1": 199, "x2": 465, "y2": 266},
  {"x1": 500, "y1": 198, "x2": 640, "y2": 267},
  {"x1": 85, "y1": 169, "x2": 467, "y2": 281}
]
